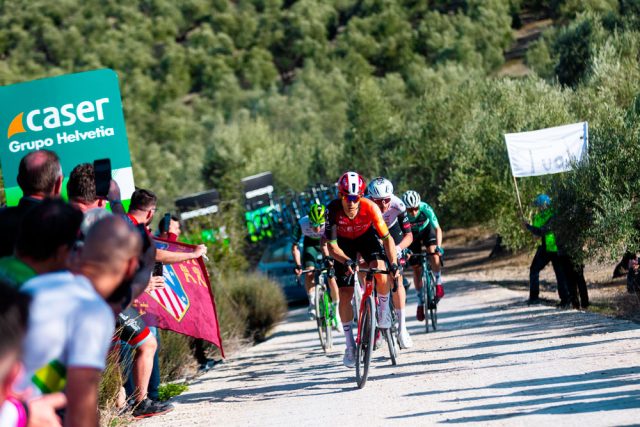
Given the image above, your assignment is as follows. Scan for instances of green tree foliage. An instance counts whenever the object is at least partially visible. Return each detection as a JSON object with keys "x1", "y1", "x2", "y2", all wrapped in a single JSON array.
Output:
[{"x1": 1, "y1": 0, "x2": 640, "y2": 262}]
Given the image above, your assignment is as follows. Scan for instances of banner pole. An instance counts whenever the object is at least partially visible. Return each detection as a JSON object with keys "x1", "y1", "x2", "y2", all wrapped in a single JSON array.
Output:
[{"x1": 512, "y1": 174, "x2": 524, "y2": 218}]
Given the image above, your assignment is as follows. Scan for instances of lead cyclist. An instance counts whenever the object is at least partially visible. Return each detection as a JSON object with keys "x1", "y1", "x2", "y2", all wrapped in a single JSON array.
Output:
[{"x1": 366, "y1": 177, "x2": 413, "y2": 349}]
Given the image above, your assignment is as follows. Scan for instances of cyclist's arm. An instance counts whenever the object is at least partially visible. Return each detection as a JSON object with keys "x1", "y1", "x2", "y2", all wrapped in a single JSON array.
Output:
[
  {"x1": 397, "y1": 212, "x2": 413, "y2": 250},
  {"x1": 320, "y1": 239, "x2": 331, "y2": 258},
  {"x1": 368, "y1": 201, "x2": 397, "y2": 265},
  {"x1": 291, "y1": 243, "x2": 302, "y2": 267},
  {"x1": 435, "y1": 226, "x2": 443, "y2": 248}
]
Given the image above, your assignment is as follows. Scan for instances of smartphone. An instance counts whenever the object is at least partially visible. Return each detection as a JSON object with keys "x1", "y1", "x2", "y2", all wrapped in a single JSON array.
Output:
[
  {"x1": 93, "y1": 158, "x2": 111, "y2": 198},
  {"x1": 152, "y1": 262, "x2": 164, "y2": 277},
  {"x1": 162, "y1": 213, "x2": 171, "y2": 233}
]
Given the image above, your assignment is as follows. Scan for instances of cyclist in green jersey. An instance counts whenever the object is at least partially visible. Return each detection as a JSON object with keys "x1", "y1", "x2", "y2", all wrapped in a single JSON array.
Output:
[
  {"x1": 402, "y1": 191, "x2": 445, "y2": 322},
  {"x1": 292, "y1": 204, "x2": 339, "y2": 320}
]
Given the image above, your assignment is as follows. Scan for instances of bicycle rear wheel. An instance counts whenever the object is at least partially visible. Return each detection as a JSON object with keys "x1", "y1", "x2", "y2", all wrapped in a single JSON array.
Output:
[
  {"x1": 315, "y1": 283, "x2": 326, "y2": 351},
  {"x1": 384, "y1": 328, "x2": 397, "y2": 366},
  {"x1": 356, "y1": 296, "x2": 375, "y2": 389}
]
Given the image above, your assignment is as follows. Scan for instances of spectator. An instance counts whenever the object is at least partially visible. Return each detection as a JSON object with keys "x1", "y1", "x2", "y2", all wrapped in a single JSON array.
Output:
[
  {"x1": 157, "y1": 214, "x2": 181, "y2": 241},
  {"x1": 0, "y1": 199, "x2": 83, "y2": 288},
  {"x1": 522, "y1": 194, "x2": 570, "y2": 307},
  {"x1": 17, "y1": 216, "x2": 142, "y2": 426},
  {"x1": 0, "y1": 150, "x2": 63, "y2": 257},
  {"x1": 67, "y1": 163, "x2": 125, "y2": 216},
  {"x1": 126, "y1": 189, "x2": 206, "y2": 264}
]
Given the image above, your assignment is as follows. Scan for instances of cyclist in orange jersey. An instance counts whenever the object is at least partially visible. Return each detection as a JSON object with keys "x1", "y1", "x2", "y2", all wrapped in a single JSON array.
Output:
[{"x1": 324, "y1": 171, "x2": 400, "y2": 368}]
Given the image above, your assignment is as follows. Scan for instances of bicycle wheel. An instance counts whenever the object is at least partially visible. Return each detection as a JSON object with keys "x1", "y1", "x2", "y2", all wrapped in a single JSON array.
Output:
[
  {"x1": 356, "y1": 296, "x2": 375, "y2": 389},
  {"x1": 315, "y1": 282, "x2": 326, "y2": 351},
  {"x1": 428, "y1": 272, "x2": 437, "y2": 331},
  {"x1": 384, "y1": 328, "x2": 397, "y2": 366},
  {"x1": 323, "y1": 290, "x2": 333, "y2": 351},
  {"x1": 422, "y1": 271, "x2": 430, "y2": 334}
]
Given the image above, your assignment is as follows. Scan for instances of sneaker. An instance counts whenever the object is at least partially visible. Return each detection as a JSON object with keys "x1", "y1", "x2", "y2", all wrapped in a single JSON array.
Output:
[
  {"x1": 308, "y1": 304, "x2": 316, "y2": 320},
  {"x1": 132, "y1": 398, "x2": 174, "y2": 419},
  {"x1": 416, "y1": 305, "x2": 425, "y2": 321},
  {"x1": 343, "y1": 347, "x2": 356, "y2": 368},
  {"x1": 198, "y1": 359, "x2": 220, "y2": 372},
  {"x1": 435, "y1": 284, "x2": 444, "y2": 300},
  {"x1": 398, "y1": 328, "x2": 413, "y2": 349},
  {"x1": 377, "y1": 308, "x2": 392, "y2": 329}
]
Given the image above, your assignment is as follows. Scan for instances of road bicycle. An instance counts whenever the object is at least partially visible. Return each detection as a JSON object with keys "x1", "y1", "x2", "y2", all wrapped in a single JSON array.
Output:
[
  {"x1": 298, "y1": 259, "x2": 337, "y2": 353},
  {"x1": 410, "y1": 251, "x2": 443, "y2": 333},
  {"x1": 352, "y1": 268, "x2": 398, "y2": 389}
]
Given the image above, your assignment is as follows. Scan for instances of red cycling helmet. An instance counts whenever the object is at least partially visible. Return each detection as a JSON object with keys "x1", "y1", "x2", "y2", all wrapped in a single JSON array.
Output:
[{"x1": 338, "y1": 171, "x2": 366, "y2": 196}]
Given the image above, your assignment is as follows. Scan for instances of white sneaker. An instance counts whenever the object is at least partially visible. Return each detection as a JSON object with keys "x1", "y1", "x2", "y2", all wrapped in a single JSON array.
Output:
[
  {"x1": 377, "y1": 308, "x2": 392, "y2": 329},
  {"x1": 374, "y1": 330, "x2": 383, "y2": 351},
  {"x1": 343, "y1": 347, "x2": 356, "y2": 368},
  {"x1": 308, "y1": 305, "x2": 316, "y2": 320},
  {"x1": 398, "y1": 328, "x2": 413, "y2": 349}
]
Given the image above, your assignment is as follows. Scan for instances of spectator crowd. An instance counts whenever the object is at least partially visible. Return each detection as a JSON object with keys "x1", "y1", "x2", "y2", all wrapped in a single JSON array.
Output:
[{"x1": 0, "y1": 150, "x2": 211, "y2": 426}]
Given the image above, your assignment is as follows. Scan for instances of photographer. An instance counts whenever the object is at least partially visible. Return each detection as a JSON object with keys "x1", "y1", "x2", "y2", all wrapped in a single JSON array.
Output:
[{"x1": 67, "y1": 163, "x2": 125, "y2": 216}]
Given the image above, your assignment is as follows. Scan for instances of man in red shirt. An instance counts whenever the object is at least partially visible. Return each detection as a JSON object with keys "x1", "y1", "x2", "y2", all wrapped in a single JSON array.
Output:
[{"x1": 324, "y1": 172, "x2": 400, "y2": 368}]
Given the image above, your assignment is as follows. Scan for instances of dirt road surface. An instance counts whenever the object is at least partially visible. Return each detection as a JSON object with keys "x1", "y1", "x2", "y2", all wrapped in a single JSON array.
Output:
[{"x1": 141, "y1": 272, "x2": 640, "y2": 426}]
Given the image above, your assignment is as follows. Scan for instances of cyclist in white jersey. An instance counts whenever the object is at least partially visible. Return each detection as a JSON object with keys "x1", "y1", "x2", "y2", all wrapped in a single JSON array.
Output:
[{"x1": 366, "y1": 177, "x2": 413, "y2": 349}]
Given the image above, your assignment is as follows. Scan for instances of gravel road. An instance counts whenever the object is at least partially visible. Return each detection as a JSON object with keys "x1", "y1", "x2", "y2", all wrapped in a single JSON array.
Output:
[{"x1": 140, "y1": 275, "x2": 640, "y2": 426}]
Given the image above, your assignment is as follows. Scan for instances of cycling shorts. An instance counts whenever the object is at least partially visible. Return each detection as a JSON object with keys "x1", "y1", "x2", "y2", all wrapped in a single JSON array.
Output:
[
  {"x1": 116, "y1": 307, "x2": 152, "y2": 349},
  {"x1": 408, "y1": 225, "x2": 437, "y2": 266},
  {"x1": 302, "y1": 245, "x2": 322, "y2": 268},
  {"x1": 334, "y1": 227, "x2": 385, "y2": 288}
]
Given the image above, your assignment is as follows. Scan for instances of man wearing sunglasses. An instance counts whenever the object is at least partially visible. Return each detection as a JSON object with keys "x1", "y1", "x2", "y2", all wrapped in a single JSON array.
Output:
[
  {"x1": 291, "y1": 203, "x2": 339, "y2": 322},
  {"x1": 366, "y1": 177, "x2": 414, "y2": 349},
  {"x1": 324, "y1": 172, "x2": 400, "y2": 368},
  {"x1": 402, "y1": 190, "x2": 444, "y2": 322}
]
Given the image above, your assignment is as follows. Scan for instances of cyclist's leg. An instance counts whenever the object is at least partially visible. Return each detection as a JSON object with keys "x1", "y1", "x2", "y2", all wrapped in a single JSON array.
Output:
[
  {"x1": 303, "y1": 246, "x2": 318, "y2": 314},
  {"x1": 334, "y1": 239, "x2": 357, "y2": 364},
  {"x1": 358, "y1": 229, "x2": 391, "y2": 326}
]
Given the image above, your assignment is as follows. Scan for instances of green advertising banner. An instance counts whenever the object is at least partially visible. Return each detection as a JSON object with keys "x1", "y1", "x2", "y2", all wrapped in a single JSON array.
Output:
[{"x1": 0, "y1": 69, "x2": 134, "y2": 206}]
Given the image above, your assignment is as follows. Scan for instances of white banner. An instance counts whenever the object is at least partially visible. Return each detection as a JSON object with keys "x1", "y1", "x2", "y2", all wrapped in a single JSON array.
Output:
[{"x1": 505, "y1": 122, "x2": 588, "y2": 177}]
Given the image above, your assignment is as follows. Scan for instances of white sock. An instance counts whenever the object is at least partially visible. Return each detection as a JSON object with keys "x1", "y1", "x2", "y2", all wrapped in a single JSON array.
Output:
[
  {"x1": 435, "y1": 272, "x2": 442, "y2": 284},
  {"x1": 395, "y1": 308, "x2": 406, "y2": 331},
  {"x1": 308, "y1": 291, "x2": 315, "y2": 306},
  {"x1": 378, "y1": 292, "x2": 390, "y2": 319},
  {"x1": 343, "y1": 322, "x2": 355, "y2": 350}
]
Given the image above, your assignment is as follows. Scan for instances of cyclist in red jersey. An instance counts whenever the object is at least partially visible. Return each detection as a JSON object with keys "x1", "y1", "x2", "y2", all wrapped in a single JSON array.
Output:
[{"x1": 324, "y1": 172, "x2": 400, "y2": 368}]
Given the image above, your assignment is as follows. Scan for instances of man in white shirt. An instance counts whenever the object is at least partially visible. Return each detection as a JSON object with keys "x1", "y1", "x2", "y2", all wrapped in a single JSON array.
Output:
[{"x1": 20, "y1": 215, "x2": 144, "y2": 427}]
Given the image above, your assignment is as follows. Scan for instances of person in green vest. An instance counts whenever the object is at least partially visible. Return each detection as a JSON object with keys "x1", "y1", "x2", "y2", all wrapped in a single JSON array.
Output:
[{"x1": 522, "y1": 194, "x2": 570, "y2": 307}]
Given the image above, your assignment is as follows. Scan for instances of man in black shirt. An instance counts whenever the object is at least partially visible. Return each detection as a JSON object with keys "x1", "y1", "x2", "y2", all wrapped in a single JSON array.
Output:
[{"x1": 0, "y1": 150, "x2": 63, "y2": 257}]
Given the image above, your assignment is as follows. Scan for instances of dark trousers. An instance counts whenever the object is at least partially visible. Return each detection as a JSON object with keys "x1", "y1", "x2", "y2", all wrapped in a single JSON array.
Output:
[
  {"x1": 529, "y1": 246, "x2": 569, "y2": 302},
  {"x1": 561, "y1": 256, "x2": 589, "y2": 308}
]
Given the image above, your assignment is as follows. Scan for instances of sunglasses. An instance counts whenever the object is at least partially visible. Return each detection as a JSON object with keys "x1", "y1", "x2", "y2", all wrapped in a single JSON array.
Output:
[
  {"x1": 341, "y1": 194, "x2": 361, "y2": 203},
  {"x1": 373, "y1": 198, "x2": 391, "y2": 205}
]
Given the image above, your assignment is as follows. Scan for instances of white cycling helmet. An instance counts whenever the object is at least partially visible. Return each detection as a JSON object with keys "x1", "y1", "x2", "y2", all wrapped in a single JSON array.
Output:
[
  {"x1": 402, "y1": 190, "x2": 421, "y2": 208},
  {"x1": 367, "y1": 177, "x2": 393, "y2": 200}
]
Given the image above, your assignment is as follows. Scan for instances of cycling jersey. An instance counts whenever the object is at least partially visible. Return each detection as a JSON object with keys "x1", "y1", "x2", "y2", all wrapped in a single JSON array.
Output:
[
  {"x1": 325, "y1": 198, "x2": 389, "y2": 241},
  {"x1": 292, "y1": 215, "x2": 325, "y2": 249},
  {"x1": 407, "y1": 202, "x2": 440, "y2": 235}
]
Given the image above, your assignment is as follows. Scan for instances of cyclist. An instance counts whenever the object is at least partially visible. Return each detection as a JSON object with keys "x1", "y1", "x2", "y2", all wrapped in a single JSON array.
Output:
[
  {"x1": 366, "y1": 177, "x2": 413, "y2": 349},
  {"x1": 324, "y1": 172, "x2": 400, "y2": 368},
  {"x1": 291, "y1": 204, "x2": 339, "y2": 322},
  {"x1": 403, "y1": 190, "x2": 444, "y2": 322}
]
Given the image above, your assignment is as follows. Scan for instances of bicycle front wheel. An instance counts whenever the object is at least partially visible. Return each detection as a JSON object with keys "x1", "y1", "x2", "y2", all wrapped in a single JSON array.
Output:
[
  {"x1": 422, "y1": 271, "x2": 431, "y2": 334},
  {"x1": 323, "y1": 290, "x2": 333, "y2": 351},
  {"x1": 428, "y1": 272, "x2": 437, "y2": 331},
  {"x1": 356, "y1": 295, "x2": 375, "y2": 389},
  {"x1": 315, "y1": 282, "x2": 326, "y2": 351}
]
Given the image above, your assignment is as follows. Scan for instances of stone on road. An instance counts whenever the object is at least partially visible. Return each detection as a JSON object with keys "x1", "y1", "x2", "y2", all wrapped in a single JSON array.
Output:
[{"x1": 140, "y1": 276, "x2": 640, "y2": 426}]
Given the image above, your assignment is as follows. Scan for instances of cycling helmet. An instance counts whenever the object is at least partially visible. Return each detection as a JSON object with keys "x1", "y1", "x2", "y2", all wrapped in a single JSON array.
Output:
[
  {"x1": 338, "y1": 171, "x2": 365, "y2": 196},
  {"x1": 367, "y1": 177, "x2": 394, "y2": 200},
  {"x1": 402, "y1": 190, "x2": 421, "y2": 208},
  {"x1": 534, "y1": 194, "x2": 551, "y2": 208},
  {"x1": 308, "y1": 203, "x2": 325, "y2": 225}
]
